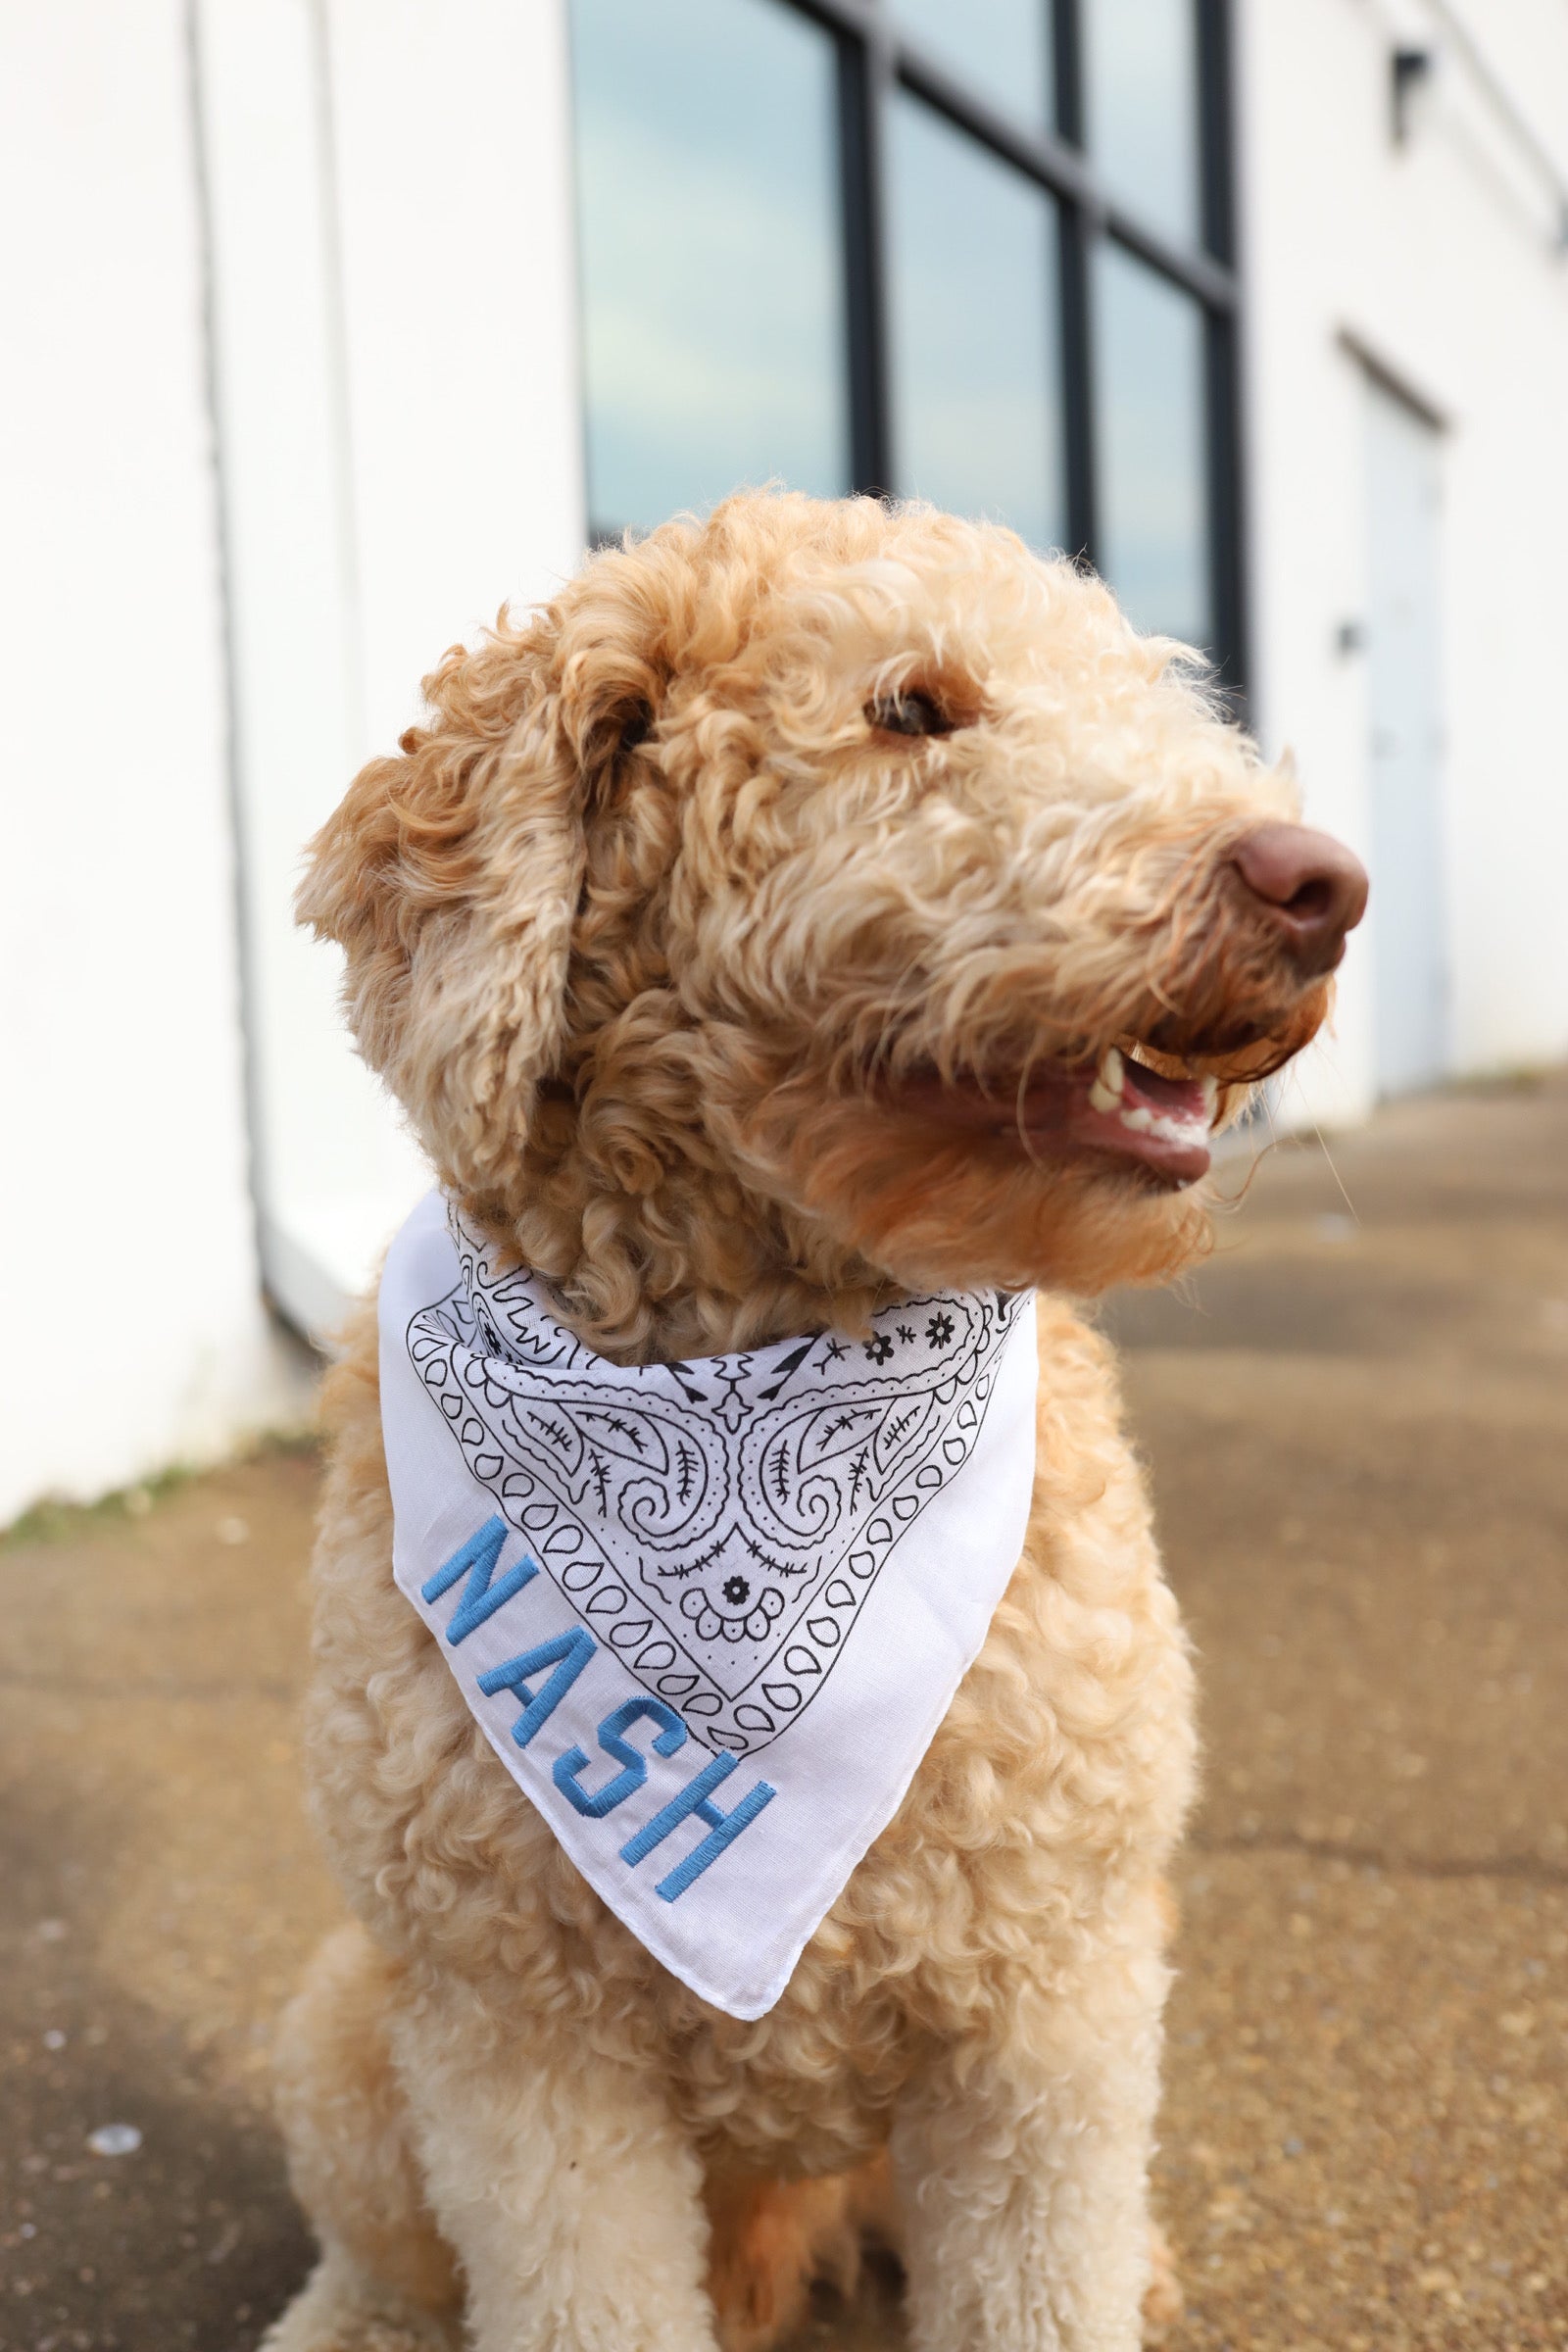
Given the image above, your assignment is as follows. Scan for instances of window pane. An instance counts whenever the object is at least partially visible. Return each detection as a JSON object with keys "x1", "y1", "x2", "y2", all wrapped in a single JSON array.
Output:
[
  {"x1": 1082, "y1": 0, "x2": 1201, "y2": 246},
  {"x1": 893, "y1": 0, "x2": 1054, "y2": 137},
  {"x1": 1093, "y1": 243, "x2": 1209, "y2": 645},
  {"x1": 888, "y1": 95, "x2": 1065, "y2": 554},
  {"x1": 569, "y1": 0, "x2": 848, "y2": 535}
]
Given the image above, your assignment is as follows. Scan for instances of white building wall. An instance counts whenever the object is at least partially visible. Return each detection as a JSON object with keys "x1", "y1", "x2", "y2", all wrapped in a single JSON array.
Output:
[
  {"x1": 196, "y1": 0, "x2": 585, "y2": 1340},
  {"x1": 6, "y1": 0, "x2": 1566, "y2": 1520},
  {"x1": 0, "y1": 0, "x2": 309, "y2": 1526},
  {"x1": 1239, "y1": 0, "x2": 1568, "y2": 1125}
]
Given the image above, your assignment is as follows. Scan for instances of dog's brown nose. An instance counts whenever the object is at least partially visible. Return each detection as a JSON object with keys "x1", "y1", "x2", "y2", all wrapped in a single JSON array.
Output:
[{"x1": 1231, "y1": 822, "x2": 1369, "y2": 975}]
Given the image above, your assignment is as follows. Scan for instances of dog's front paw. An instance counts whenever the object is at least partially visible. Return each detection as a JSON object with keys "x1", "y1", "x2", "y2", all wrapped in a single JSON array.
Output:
[{"x1": 257, "y1": 2254, "x2": 463, "y2": 2352}]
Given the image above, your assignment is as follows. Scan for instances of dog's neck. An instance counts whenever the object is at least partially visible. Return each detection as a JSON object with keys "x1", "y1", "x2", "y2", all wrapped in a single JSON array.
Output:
[
  {"x1": 462, "y1": 1198, "x2": 897, "y2": 1367},
  {"x1": 456, "y1": 1121, "x2": 900, "y2": 1370}
]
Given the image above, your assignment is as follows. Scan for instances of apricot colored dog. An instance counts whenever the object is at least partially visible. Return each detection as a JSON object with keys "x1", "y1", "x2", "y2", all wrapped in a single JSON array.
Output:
[{"x1": 265, "y1": 492, "x2": 1364, "y2": 2352}]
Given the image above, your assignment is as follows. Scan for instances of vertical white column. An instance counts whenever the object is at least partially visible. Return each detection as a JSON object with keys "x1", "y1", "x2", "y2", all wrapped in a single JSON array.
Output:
[{"x1": 195, "y1": 0, "x2": 585, "y2": 1335}]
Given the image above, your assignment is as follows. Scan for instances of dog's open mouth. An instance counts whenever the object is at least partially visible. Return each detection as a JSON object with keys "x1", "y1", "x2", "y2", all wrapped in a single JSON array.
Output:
[{"x1": 885, "y1": 1046, "x2": 1222, "y2": 1187}]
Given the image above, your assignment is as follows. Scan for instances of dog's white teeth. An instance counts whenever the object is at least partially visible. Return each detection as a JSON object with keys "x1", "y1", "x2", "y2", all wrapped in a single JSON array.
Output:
[
  {"x1": 1088, "y1": 1046, "x2": 1124, "y2": 1114},
  {"x1": 1087, "y1": 1045, "x2": 1214, "y2": 1146},
  {"x1": 1128, "y1": 1108, "x2": 1200, "y2": 1144}
]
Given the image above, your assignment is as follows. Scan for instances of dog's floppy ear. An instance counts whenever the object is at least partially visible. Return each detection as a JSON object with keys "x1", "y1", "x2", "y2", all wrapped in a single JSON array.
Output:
[{"x1": 297, "y1": 582, "x2": 667, "y2": 1197}]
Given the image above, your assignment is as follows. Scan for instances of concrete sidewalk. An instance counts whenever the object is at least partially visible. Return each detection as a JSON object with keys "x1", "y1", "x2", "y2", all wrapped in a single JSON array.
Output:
[{"x1": 3, "y1": 1072, "x2": 1565, "y2": 2352}]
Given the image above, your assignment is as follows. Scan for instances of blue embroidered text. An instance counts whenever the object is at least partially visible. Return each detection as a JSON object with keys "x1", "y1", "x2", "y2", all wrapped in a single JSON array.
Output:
[{"x1": 426, "y1": 1524, "x2": 775, "y2": 1898}]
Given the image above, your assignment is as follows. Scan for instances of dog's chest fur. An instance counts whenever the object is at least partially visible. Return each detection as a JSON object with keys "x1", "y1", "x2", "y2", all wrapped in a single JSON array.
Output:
[{"x1": 304, "y1": 1294, "x2": 1196, "y2": 2175}]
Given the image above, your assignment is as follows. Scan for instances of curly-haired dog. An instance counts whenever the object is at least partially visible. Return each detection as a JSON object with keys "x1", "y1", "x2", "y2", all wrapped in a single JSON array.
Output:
[{"x1": 266, "y1": 491, "x2": 1365, "y2": 2352}]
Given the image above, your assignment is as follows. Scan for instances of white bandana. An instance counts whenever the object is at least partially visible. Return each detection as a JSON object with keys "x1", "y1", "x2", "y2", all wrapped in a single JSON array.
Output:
[{"x1": 379, "y1": 1191, "x2": 1038, "y2": 2019}]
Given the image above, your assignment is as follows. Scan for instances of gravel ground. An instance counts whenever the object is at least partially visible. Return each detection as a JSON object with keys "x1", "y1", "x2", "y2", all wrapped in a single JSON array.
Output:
[{"x1": 2, "y1": 1069, "x2": 1565, "y2": 2351}]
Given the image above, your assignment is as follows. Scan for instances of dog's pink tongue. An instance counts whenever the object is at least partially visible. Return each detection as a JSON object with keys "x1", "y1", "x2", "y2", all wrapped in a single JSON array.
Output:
[{"x1": 1054, "y1": 1052, "x2": 1214, "y2": 1186}]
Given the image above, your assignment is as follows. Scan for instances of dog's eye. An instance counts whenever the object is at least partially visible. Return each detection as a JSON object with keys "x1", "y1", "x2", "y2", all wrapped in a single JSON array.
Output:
[{"x1": 866, "y1": 690, "x2": 955, "y2": 739}]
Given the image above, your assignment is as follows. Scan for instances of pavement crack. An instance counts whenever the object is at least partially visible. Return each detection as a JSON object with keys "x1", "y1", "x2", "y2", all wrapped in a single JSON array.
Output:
[
  {"x1": 1190, "y1": 1827, "x2": 1568, "y2": 1886},
  {"x1": 0, "y1": 1669, "x2": 297, "y2": 1704}
]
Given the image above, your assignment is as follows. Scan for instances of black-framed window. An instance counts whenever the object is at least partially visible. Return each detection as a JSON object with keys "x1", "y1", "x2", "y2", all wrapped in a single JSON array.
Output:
[{"x1": 569, "y1": 0, "x2": 1244, "y2": 688}]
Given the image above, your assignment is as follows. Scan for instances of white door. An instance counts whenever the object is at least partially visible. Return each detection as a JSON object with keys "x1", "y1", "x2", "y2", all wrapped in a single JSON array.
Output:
[{"x1": 1364, "y1": 374, "x2": 1448, "y2": 1096}]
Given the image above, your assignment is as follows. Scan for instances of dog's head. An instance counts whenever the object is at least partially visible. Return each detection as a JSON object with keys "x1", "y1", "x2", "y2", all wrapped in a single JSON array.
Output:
[{"x1": 301, "y1": 492, "x2": 1363, "y2": 1339}]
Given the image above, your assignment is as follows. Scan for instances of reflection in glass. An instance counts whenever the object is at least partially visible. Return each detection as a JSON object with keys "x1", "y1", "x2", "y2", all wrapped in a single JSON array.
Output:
[
  {"x1": 888, "y1": 95, "x2": 1064, "y2": 554},
  {"x1": 569, "y1": 0, "x2": 848, "y2": 535},
  {"x1": 894, "y1": 0, "x2": 1054, "y2": 136},
  {"x1": 1083, "y1": 0, "x2": 1201, "y2": 246},
  {"x1": 1093, "y1": 243, "x2": 1209, "y2": 646}
]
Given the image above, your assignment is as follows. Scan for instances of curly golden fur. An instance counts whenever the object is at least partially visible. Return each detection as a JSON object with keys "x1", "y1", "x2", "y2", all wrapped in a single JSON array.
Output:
[{"x1": 264, "y1": 492, "x2": 1339, "y2": 2352}]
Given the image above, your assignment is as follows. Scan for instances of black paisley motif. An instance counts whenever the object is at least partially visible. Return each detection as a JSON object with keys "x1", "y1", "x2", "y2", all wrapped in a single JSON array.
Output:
[{"x1": 405, "y1": 1205, "x2": 1028, "y2": 1755}]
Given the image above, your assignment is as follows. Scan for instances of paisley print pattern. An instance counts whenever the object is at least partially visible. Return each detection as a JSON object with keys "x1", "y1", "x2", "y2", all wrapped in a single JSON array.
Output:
[{"x1": 407, "y1": 1206, "x2": 1029, "y2": 1756}]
